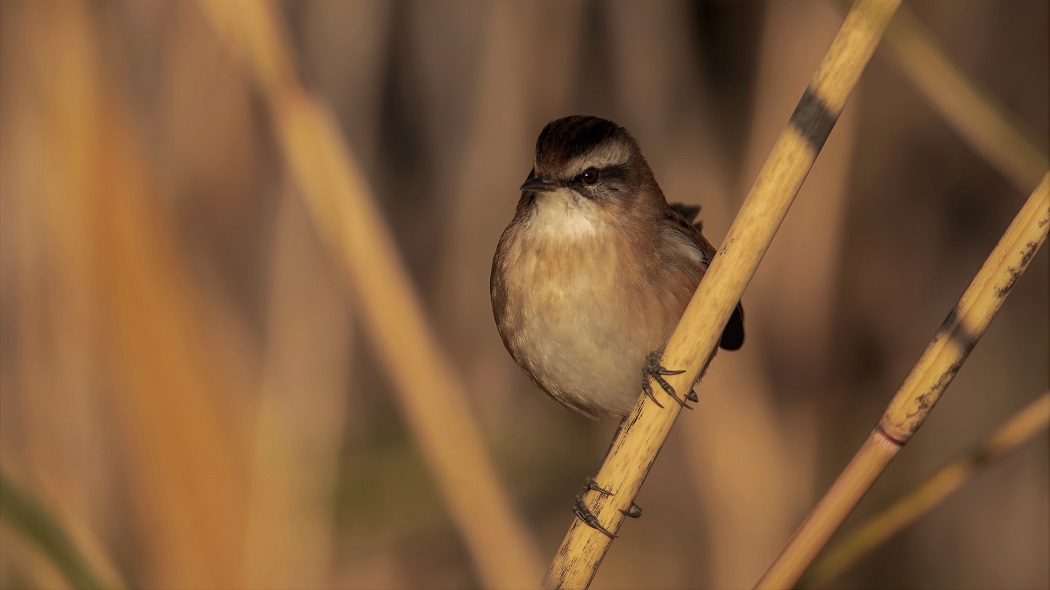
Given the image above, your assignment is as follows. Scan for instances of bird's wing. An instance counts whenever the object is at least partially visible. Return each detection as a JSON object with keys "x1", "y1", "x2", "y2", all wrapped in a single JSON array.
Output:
[
  {"x1": 663, "y1": 203, "x2": 745, "y2": 350},
  {"x1": 665, "y1": 203, "x2": 717, "y2": 264}
]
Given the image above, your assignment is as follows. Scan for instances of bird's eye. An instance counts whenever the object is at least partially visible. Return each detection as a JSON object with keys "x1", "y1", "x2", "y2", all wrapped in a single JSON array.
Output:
[{"x1": 581, "y1": 168, "x2": 599, "y2": 185}]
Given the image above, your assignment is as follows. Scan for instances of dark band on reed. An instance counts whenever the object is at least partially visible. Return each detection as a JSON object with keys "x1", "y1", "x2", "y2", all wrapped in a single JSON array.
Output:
[
  {"x1": 937, "y1": 306, "x2": 979, "y2": 357},
  {"x1": 790, "y1": 88, "x2": 838, "y2": 151},
  {"x1": 994, "y1": 239, "x2": 1041, "y2": 299}
]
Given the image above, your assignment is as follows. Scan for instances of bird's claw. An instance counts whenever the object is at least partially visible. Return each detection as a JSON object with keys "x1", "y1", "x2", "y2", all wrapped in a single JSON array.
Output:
[
  {"x1": 574, "y1": 477, "x2": 617, "y2": 538},
  {"x1": 643, "y1": 350, "x2": 691, "y2": 409},
  {"x1": 572, "y1": 476, "x2": 645, "y2": 538},
  {"x1": 574, "y1": 497, "x2": 617, "y2": 538},
  {"x1": 620, "y1": 502, "x2": 642, "y2": 518},
  {"x1": 581, "y1": 476, "x2": 611, "y2": 496}
]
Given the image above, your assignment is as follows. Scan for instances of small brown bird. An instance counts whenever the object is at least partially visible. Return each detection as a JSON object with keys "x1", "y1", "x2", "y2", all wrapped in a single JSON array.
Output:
[{"x1": 491, "y1": 115, "x2": 744, "y2": 421}]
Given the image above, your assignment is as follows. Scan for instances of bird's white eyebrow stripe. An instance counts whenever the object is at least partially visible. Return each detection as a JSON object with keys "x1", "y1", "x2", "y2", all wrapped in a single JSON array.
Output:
[
  {"x1": 532, "y1": 134, "x2": 634, "y2": 180},
  {"x1": 563, "y1": 144, "x2": 631, "y2": 178}
]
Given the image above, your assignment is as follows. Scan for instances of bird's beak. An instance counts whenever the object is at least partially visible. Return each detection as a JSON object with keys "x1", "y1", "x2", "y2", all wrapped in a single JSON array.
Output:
[{"x1": 520, "y1": 176, "x2": 559, "y2": 193}]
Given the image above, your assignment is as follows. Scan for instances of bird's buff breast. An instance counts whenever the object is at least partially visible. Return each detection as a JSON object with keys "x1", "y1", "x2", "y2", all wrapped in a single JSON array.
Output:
[{"x1": 495, "y1": 208, "x2": 670, "y2": 419}]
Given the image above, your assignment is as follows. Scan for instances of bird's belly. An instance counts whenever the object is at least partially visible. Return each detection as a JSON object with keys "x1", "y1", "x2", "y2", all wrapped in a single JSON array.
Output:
[{"x1": 498, "y1": 238, "x2": 677, "y2": 419}]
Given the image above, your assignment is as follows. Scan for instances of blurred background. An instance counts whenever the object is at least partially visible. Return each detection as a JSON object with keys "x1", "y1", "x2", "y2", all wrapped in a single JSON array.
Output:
[{"x1": 1, "y1": 0, "x2": 1047, "y2": 589}]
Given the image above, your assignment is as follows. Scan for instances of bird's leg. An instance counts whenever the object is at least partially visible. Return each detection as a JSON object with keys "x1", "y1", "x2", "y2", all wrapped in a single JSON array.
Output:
[
  {"x1": 573, "y1": 477, "x2": 617, "y2": 538},
  {"x1": 572, "y1": 477, "x2": 644, "y2": 537},
  {"x1": 574, "y1": 417, "x2": 649, "y2": 537},
  {"x1": 571, "y1": 474, "x2": 642, "y2": 535},
  {"x1": 573, "y1": 415, "x2": 650, "y2": 536},
  {"x1": 642, "y1": 349, "x2": 691, "y2": 409}
]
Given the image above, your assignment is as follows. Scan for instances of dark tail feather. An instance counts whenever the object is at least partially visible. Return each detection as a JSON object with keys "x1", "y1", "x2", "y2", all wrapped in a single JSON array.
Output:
[{"x1": 719, "y1": 304, "x2": 745, "y2": 350}]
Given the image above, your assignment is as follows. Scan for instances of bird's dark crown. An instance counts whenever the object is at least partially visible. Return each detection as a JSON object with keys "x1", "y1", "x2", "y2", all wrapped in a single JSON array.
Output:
[{"x1": 533, "y1": 115, "x2": 640, "y2": 176}]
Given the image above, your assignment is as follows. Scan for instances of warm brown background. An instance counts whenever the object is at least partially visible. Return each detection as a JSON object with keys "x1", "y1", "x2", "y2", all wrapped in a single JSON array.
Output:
[{"x1": 1, "y1": 1, "x2": 1047, "y2": 589}]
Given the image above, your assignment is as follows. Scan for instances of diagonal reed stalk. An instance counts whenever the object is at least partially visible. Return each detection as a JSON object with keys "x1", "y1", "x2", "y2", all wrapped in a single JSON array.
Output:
[
  {"x1": 755, "y1": 172, "x2": 1050, "y2": 589},
  {"x1": 542, "y1": 1, "x2": 902, "y2": 587},
  {"x1": 194, "y1": 1, "x2": 543, "y2": 587},
  {"x1": 804, "y1": 391, "x2": 1050, "y2": 587},
  {"x1": 779, "y1": 6, "x2": 1050, "y2": 582}
]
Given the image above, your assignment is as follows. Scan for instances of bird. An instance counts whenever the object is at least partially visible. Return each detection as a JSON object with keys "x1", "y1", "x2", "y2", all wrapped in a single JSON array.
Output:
[{"x1": 490, "y1": 115, "x2": 744, "y2": 423}]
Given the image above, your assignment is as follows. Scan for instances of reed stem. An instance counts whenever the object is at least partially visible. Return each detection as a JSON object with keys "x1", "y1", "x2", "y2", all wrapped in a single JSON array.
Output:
[
  {"x1": 755, "y1": 173, "x2": 1050, "y2": 589},
  {"x1": 805, "y1": 392, "x2": 1050, "y2": 587},
  {"x1": 542, "y1": 1, "x2": 902, "y2": 587}
]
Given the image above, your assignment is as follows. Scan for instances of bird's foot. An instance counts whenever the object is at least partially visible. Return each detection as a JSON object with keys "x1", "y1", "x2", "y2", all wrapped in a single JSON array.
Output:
[
  {"x1": 620, "y1": 502, "x2": 642, "y2": 518},
  {"x1": 573, "y1": 477, "x2": 621, "y2": 538},
  {"x1": 642, "y1": 349, "x2": 691, "y2": 409}
]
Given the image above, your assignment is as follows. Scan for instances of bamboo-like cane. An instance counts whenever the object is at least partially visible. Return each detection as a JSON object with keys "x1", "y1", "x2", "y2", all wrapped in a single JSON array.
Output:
[
  {"x1": 805, "y1": 391, "x2": 1050, "y2": 587},
  {"x1": 541, "y1": 1, "x2": 901, "y2": 588},
  {"x1": 195, "y1": 1, "x2": 543, "y2": 588},
  {"x1": 755, "y1": 173, "x2": 1050, "y2": 590}
]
